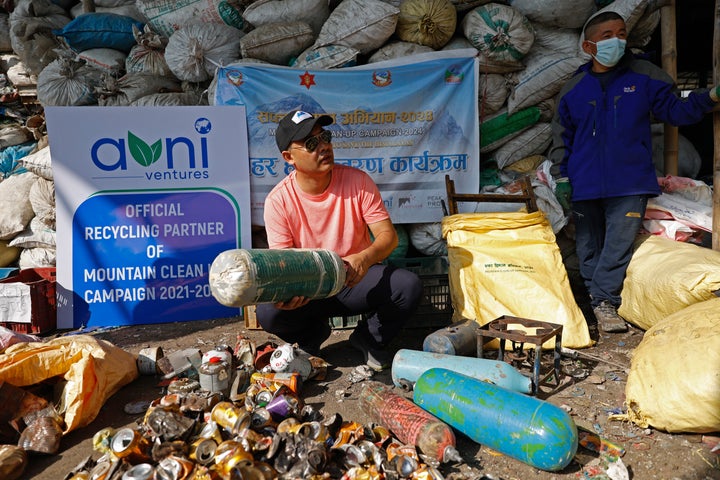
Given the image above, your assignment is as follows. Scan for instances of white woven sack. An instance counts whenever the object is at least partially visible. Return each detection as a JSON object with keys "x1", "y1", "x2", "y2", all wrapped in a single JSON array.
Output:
[
  {"x1": 368, "y1": 41, "x2": 434, "y2": 63},
  {"x1": 461, "y1": 3, "x2": 535, "y2": 64},
  {"x1": 19, "y1": 246, "x2": 56, "y2": 269},
  {"x1": 292, "y1": 45, "x2": 360, "y2": 69},
  {"x1": 0, "y1": 172, "x2": 37, "y2": 241},
  {"x1": 98, "y1": 72, "x2": 181, "y2": 106},
  {"x1": 131, "y1": 90, "x2": 207, "y2": 106},
  {"x1": 628, "y1": 9, "x2": 660, "y2": 48},
  {"x1": 508, "y1": 0, "x2": 596, "y2": 29},
  {"x1": 450, "y1": 0, "x2": 494, "y2": 11},
  {"x1": 491, "y1": 122, "x2": 551, "y2": 169},
  {"x1": 165, "y1": 23, "x2": 243, "y2": 82},
  {"x1": 0, "y1": 13, "x2": 11, "y2": 52},
  {"x1": 442, "y1": 36, "x2": 524, "y2": 74},
  {"x1": 136, "y1": 0, "x2": 246, "y2": 38},
  {"x1": 125, "y1": 25, "x2": 174, "y2": 77},
  {"x1": 408, "y1": 223, "x2": 447, "y2": 256},
  {"x1": 70, "y1": 3, "x2": 147, "y2": 22},
  {"x1": 95, "y1": 0, "x2": 137, "y2": 7},
  {"x1": 18, "y1": 147, "x2": 53, "y2": 181},
  {"x1": 77, "y1": 48, "x2": 128, "y2": 75},
  {"x1": 37, "y1": 57, "x2": 103, "y2": 107},
  {"x1": 29, "y1": 177, "x2": 56, "y2": 230},
  {"x1": 243, "y1": 0, "x2": 329, "y2": 35},
  {"x1": 478, "y1": 73, "x2": 508, "y2": 115},
  {"x1": 532, "y1": 24, "x2": 581, "y2": 56},
  {"x1": 579, "y1": 0, "x2": 651, "y2": 46},
  {"x1": 9, "y1": 0, "x2": 69, "y2": 75},
  {"x1": 314, "y1": 0, "x2": 400, "y2": 55},
  {"x1": 507, "y1": 47, "x2": 584, "y2": 115},
  {"x1": 0, "y1": 124, "x2": 33, "y2": 149},
  {"x1": 9, "y1": 217, "x2": 56, "y2": 249},
  {"x1": 240, "y1": 22, "x2": 315, "y2": 65}
]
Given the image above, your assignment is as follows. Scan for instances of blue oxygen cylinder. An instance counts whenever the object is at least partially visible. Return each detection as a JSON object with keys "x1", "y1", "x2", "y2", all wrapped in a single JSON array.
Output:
[
  {"x1": 414, "y1": 368, "x2": 578, "y2": 472},
  {"x1": 391, "y1": 349, "x2": 532, "y2": 394},
  {"x1": 422, "y1": 318, "x2": 478, "y2": 355}
]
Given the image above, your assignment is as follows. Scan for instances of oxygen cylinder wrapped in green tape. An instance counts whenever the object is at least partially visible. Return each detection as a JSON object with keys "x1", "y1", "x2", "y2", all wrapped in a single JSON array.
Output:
[{"x1": 209, "y1": 248, "x2": 346, "y2": 307}]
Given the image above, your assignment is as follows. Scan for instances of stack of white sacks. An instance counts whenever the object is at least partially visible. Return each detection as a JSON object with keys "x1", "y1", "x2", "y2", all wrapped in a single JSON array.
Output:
[{"x1": 0, "y1": 0, "x2": 706, "y2": 269}]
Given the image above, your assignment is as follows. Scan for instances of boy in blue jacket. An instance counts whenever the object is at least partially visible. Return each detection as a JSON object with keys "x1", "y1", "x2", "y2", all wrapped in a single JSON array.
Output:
[{"x1": 549, "y1": 10, "x2": 718, "y2": 333}]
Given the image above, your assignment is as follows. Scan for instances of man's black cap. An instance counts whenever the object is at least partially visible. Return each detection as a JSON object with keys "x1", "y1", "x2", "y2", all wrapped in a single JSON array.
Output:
[{"x1": 275, "y1": 110, "x2": 333, "y2": 152}]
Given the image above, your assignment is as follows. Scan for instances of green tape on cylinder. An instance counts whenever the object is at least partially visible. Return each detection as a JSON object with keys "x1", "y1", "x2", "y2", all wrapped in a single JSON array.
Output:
[{"x1": 209, "y1": 248, "x2": 346, "y2": 307}]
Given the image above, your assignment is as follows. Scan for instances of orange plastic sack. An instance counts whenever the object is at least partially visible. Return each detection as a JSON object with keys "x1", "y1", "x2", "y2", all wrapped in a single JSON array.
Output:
[
  {"x1": 442, "y1": 211, "x2": 592, "y2": 348},
  {"x1": 0, "y1": 335, "x2": 138, "y2": 433}
]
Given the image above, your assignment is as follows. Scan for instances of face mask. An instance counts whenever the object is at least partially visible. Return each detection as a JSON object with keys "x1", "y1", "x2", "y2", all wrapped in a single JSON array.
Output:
[{"x1": 589, "y1": 37, "x2": 627, "y2": 67}]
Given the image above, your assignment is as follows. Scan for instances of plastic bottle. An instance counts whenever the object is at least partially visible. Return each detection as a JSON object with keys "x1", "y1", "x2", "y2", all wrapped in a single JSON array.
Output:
[
  {"x1": 413, "y1": 368, "x2": 578, "y2": 472},
  {"x1": 422, "y1": 318, "x2": 478, "y2": 355},
  {"x1": 391, "y1": 348, "x2": 532, "y2": 393},
  {"x1": 209, "y1": 248, "x2": 347, "y2": 307},
  {"x1": 358, "y1": 381, "x2": 462, "y2": 464}
]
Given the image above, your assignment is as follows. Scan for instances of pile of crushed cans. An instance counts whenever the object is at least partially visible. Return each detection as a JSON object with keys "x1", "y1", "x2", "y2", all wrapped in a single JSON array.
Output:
[{"x1": 61, "y1": 337, "x2": 446, "y2": 480}]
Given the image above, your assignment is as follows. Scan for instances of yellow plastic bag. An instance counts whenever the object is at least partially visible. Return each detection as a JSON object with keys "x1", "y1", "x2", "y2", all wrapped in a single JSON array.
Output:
[
  {"x1": 0, "y1": 335, "x2": 138, "y2": 433},
  {"x1": 618, "y1": 235, "x2": 720, "y2": 330},
  {"x1": 442, "y1": 211, "x2": 592, "y2": 348},
  {"x1": 613, "y1": 297, "x2": 720, "y2": 433}
]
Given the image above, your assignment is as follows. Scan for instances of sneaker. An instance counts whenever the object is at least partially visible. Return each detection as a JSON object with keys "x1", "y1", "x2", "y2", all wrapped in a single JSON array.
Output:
[
  {"x1": 349, "y1": 329, "x2": 392, "y2": 372},
  {"x1": 593, "y1": 300, "x2": 628, "y2": 333}
]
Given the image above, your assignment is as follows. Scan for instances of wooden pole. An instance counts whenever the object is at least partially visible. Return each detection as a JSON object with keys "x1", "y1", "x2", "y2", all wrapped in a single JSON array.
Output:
[
  {"x1": 713, "y1": 0, "x2": 720, "y2": 250},
  {"x1": 660, "y1": 0, "x2": 678, "y2": 176}
]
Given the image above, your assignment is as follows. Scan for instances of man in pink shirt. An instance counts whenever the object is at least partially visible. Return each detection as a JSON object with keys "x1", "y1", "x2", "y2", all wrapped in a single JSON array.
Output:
[{"x1": 256, "y1": 110, "x2": 423, "y2": 371}]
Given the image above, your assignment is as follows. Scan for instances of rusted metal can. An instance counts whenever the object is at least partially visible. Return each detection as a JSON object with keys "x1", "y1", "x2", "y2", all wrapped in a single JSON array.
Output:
[
  {"x1": 198, "y1": 358, "x2": 231, "y2": 397},
  {"x1": 137, "y1": 347, "x2": 163, "y2": 375}
]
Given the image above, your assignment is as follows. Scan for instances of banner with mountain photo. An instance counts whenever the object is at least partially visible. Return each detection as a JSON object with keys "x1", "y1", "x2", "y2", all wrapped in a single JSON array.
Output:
[{"x1": 213, "y1": 49, "x2": 480, "y2": 225}]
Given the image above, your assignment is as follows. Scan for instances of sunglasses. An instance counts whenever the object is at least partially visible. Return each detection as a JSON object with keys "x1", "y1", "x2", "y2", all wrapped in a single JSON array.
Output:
[{"x1": 292, "y1": 130, "x2": 332, "y2": 153}]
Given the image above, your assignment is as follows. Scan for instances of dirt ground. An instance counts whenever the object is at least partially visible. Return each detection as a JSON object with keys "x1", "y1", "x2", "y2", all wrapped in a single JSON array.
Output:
[{"x1": 18, "y1": 310, "x2": 720, "y2": 480}]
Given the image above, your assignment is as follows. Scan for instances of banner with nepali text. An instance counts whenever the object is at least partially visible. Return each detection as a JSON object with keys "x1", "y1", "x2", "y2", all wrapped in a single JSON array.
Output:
[{"x1": 213, "y1": 50, "x2": 480, "y2": 225}]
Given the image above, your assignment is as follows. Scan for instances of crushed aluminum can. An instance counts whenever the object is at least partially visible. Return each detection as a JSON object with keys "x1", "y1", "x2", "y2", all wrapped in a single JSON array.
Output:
[
  {"x1": 189, "y1": 438, "x2": 217, "y2": 465},
  {"x1": 210, "y1": 401, "x2": 250, "y2": 435},
  {"x1": 214, "y1": 441, "x2": 254, "y2": 477},
  {"x1": 154, "y1": 455, "x2": 194, "y2": 480},
  {"x1": 121, "y1": 463, "x2": 154, "y2": 480},
  {"x1": 110, "y1": 428, "x2": 152, "y2": 465}
]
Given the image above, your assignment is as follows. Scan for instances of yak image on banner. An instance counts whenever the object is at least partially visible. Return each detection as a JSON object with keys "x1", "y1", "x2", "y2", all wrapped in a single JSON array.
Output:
[
  {"x1": 46, "y1": 106, "x2": 251, "y2": 329},
  {"x1": 213, "y1": 50, "x2": 480, "y2": 225}
]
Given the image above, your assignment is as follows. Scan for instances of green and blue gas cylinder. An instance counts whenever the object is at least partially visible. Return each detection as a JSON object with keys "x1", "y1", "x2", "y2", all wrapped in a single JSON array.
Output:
[
  {"x1": 413, "y1": 368, "x2": 578, "y2": 472},
  {"x1": 391, "y1": 349, "x2": 532, "y2": 394},
  {"x1": 209, "y1": 248, "x2": 346, "y2": 307}
]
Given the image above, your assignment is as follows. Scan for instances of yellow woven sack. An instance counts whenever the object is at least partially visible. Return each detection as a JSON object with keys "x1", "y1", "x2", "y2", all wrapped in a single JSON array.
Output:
[
  {"x1": 613, "y1": 297, "x2": 720, "y2": 433},
  {"x1": 0, "y1": 335, "x2": 138, "y2": 433},
  {"x1": 442, "y1": 211, "x2": 592, "y2": 348},
  {"x1": 618, "y1": 235, "x2": 720, "y2": 330},
  {"x1": 396, "y1": 0, "x2": 457, "y2": 49}
]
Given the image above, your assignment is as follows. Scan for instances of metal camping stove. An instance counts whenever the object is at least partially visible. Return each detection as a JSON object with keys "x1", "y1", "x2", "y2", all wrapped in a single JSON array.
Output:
[{"x1": 477, "y1": 316, "x2": 563, "y2": 395}]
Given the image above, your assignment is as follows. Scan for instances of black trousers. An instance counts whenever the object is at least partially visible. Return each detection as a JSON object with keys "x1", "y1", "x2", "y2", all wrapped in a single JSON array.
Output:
[{"x1": 255, "y1": 264, "x2": 423, "y2": 351}]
